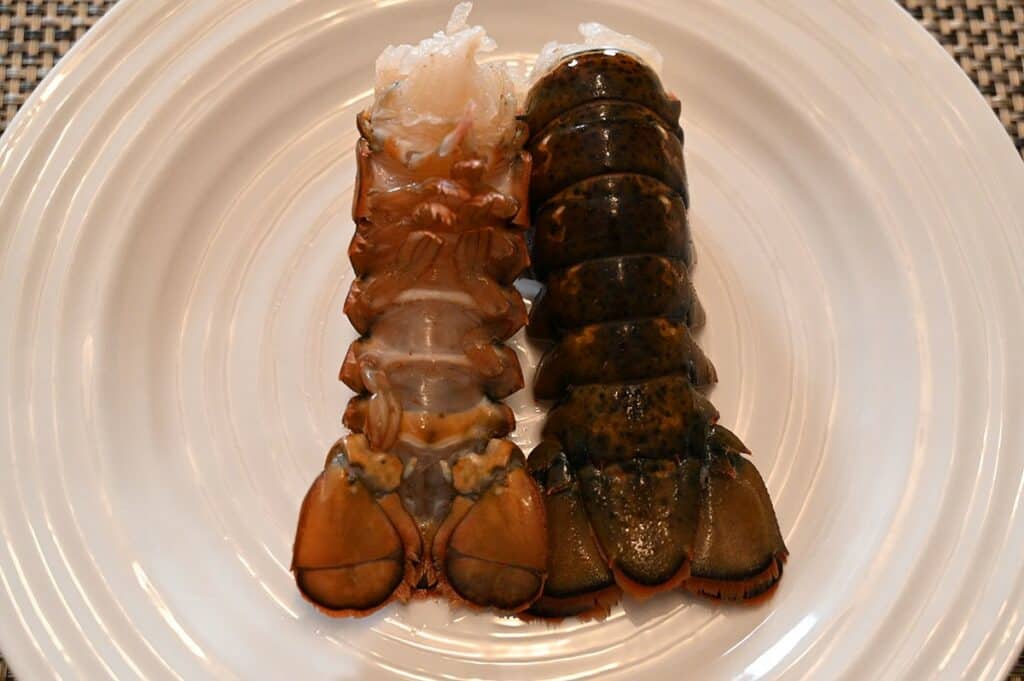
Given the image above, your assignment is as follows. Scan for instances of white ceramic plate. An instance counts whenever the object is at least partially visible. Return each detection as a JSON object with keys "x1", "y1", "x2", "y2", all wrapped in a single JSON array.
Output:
[{"x1": 2, "y1": 0, "x2": 1023, "y2": 679}]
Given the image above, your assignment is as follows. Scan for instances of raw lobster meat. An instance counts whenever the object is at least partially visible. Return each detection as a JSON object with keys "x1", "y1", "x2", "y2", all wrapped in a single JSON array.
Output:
[
  {"x1": 523, "y1": 45, "x2": 787, "y2": 619},
  {"x1": 291, "y1": 6, "x2": 547, "y2": 616}
]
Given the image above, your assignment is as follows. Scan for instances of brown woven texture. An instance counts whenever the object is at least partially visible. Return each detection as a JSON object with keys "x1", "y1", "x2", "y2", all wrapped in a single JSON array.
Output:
[
  {"x1": 903, "y1": 0, "x2": 1024, "y2": 160},
  {"x1": 0, "y1": 1, "x2": 1022, "y2": 679},
  {"x1": 1, "y1": 1, "x2": 116, "y2": 131}
]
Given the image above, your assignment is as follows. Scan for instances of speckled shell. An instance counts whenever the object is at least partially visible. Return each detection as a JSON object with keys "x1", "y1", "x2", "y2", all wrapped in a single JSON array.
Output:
[
  {"x1": 523, "y1": 50, "x2": 786, "y2": 615},
  {"x1": 522, "y1": 49, "x2": 682, "y2": 137},
  {"x1": 533, "y1": 318, "x2": 717, "y2": 399},
  {"x1": 531, "y1": 173, "x2": 691, "y2": 278},
  {"x1": 528, "y1": 254, "x2": 705, "y2": 339},
  {"x1": 542, "y1": 375, "x2": 717, "y2": 466},
  {"x1": 528, "y1": 100, "x2": 688, "y2": 207}
]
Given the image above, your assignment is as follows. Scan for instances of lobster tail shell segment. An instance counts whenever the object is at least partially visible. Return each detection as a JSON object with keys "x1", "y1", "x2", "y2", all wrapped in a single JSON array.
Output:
[
  {"x1": 525, "y1": 42, "x2": 678, "y2": 134},
  {"x1": 523, "y1": 40, "x2": 786, "y2": 617},
  {"x1": 292, "y1": 3, "x2": 547, "y2": 616}
]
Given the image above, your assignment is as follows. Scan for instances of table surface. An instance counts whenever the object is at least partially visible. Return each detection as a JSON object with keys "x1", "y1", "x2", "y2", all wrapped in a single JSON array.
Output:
[{"x1": 1, "y1": 0, "x2": 1022, "y2": 679}]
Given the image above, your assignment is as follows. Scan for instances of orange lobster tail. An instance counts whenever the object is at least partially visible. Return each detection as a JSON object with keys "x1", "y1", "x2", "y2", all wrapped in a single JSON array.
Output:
[{"x1": 291, "y1": 105, "x2": 547, "y2": 615}]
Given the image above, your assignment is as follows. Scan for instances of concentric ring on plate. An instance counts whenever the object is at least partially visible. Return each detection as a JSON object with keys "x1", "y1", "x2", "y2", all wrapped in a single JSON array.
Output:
[{"x1": 0, "y1": 0, "x2": 1021, "y2": 679}]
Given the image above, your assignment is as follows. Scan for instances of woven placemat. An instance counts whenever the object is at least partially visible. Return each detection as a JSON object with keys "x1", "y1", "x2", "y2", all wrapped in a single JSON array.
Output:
[
  {"x1": 903, "y1": 0, "x2": 1024, "y2": 159},
  {"x1": 0, "y1": 1, "x2": 1022, "y2": 679},
  {"x1": 1, "y1": 1, "x2": 116, "y2": 130}
]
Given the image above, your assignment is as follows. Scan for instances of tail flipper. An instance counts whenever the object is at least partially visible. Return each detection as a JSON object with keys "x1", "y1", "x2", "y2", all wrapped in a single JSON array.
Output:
[
  {"x1": 291, "y1": 437, "x2": 420, "y2": 616},
  {"x1": 685, "y1": 426, "x2": 788, "y2": 602},
  {"x1": 524, "y1": 421, "x2": 787, "y2": 617},
  {"x1": 433, "y1": 440, "x2": 548, "y2": 612},
  {"x1": 525, "y1": 441, "x2": 621, "y2": 619},
  {"x1": 579, "y1": 458, "x2": 695, "y2": 598}
]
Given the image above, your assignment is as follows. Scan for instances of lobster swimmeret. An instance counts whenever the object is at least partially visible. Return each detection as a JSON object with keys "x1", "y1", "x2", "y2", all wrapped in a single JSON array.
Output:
[
  {"x1": 522, "y1": 44, "x2": 788, "y2": 619},
  {"x1": 291, "y1": 7, "x2": 547, "y2": 616}
]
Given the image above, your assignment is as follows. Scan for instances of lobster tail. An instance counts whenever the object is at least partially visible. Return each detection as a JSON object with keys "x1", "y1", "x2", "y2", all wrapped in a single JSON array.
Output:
[
  {"x1": 292, "y1": 6, "x2": 547, "y2": 617},
  {"x1": 524, "y1": 47, "x2": 786, "y2": 617}
]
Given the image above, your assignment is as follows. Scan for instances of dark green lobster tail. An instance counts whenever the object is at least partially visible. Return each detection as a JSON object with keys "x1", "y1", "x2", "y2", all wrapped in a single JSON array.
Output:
[{"x1": 523, "y1": 49, "x2": 787, "y2": 620}]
